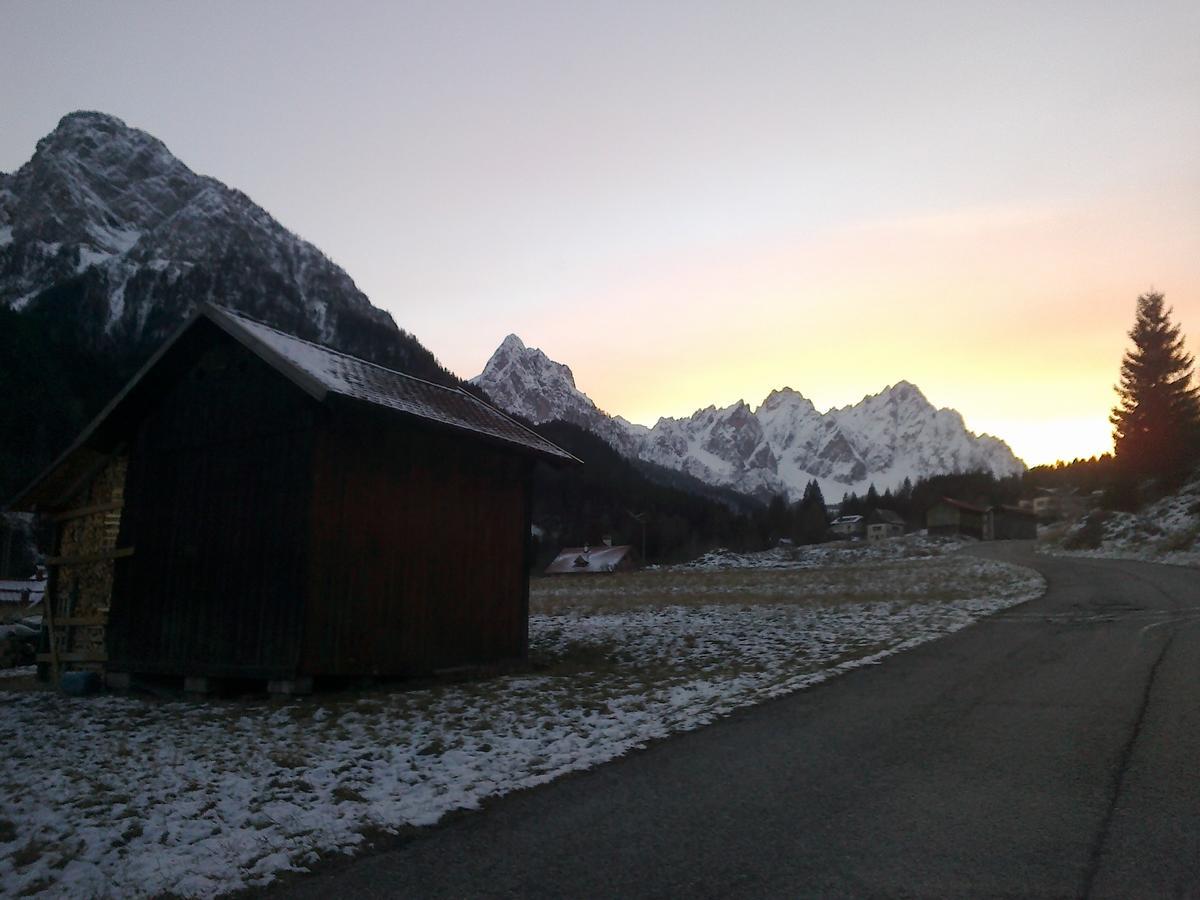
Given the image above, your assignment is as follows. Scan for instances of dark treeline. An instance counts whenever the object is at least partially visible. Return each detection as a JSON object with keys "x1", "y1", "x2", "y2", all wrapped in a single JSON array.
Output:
[
  {"x1": 530, "y1": 421, "x2": 773, "y2": 566},
  {"x1": 0, "y1": 300, "x2": 138, "y2": 507},
  {"x1": 1024, "y1": 455, "x2": 1116, "y2": 496},
  {"x1": 836, "y1": 471, "x2": 1023, "y2": 529}
]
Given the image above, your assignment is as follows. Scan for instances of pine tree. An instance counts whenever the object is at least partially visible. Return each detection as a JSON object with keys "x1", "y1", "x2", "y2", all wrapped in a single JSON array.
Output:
[
  {"x1": 1110, "y1": 291, "x2": 1200, "y2": 483},
  {"x1": 865, "y1": 483, "x2": 880, "y2": 510}
]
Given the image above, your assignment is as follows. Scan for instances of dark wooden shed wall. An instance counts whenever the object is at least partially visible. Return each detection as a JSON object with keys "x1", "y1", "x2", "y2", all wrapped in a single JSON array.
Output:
[
  {"x1": 301, "y1": 407, "x2": 533, "y2": 676},
  {"x1": 108, "y1": 338, "x2": 316, "y2": 677},
  {"x1": 993, "y1": 508, "x2": 1038, "y2": 540},
  {"x1": 926, "y1": 502, "x2": 985, "y2": 540}
]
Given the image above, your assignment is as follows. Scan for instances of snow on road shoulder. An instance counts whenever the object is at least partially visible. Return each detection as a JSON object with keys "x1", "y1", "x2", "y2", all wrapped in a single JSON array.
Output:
[{"x1": 0, "y1": 555, "x2": 1044, "y2": 899}]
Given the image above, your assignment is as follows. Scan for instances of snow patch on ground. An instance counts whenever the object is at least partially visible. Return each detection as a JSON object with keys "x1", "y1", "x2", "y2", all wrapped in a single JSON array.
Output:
[
  {"x1": 668, "y1": 534, "x2": 964, "y2": 571},
  {"x1": 0, "y1": 555, "x2": 1043, "y2": 898},
  {"x1": 1039, "y1": 474, "x2": 1200, "y2": 568}
]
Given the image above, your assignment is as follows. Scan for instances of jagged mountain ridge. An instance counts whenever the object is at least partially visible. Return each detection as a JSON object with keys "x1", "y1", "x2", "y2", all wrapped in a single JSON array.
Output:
[
  {"x1": 477, "y1": 334, "x2": 649, "y2": 456},
  {"x1": 0, "y1": 111, "x2": 451, "y2": 380},
  {"x1": 473, "y1": 336, "x2": 1027, "y2": 502}
]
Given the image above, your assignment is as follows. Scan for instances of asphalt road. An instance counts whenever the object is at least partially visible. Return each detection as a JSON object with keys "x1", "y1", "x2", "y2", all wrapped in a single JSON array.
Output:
[{"x1": 275, "y1": 544, "x2": 1200, "y2": 898}]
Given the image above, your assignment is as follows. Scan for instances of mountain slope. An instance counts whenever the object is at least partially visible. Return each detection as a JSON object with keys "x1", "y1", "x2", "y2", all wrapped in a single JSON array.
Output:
[
  {"x1": 0, "y1": 111, "x2": 450, "y2": 380},
  {"x1": 473, "y1": 337, "x2": 1026, "y2": 502}
]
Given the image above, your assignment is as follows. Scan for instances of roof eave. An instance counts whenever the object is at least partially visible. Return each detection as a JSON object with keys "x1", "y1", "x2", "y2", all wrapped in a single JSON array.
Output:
[
  {"x1": 203, "y1": 304, "x2": 330, "y2": 404},
  {"x1": 329, "y1": 392, "x2": 579, "y2": 465}
]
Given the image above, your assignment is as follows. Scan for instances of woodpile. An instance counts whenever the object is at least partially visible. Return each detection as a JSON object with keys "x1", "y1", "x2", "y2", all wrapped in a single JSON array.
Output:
[{"x1": 43, "y1": 456, "x2": 128, "y2": 674}]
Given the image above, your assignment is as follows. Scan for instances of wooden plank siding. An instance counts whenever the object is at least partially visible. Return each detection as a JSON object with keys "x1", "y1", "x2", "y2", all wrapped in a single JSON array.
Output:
[
  {"x1": 107, "y1": 341, "x2": 316, "y2": 678},
  {"x1": 302, "y1": 406, "x2": 533, "y2": 677}
]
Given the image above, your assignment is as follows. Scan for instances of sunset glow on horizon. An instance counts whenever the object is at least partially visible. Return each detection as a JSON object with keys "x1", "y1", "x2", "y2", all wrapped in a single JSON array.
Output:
[
  {"x1": 4, "y1": 1, "x2": 1197, "y2": 469},
  {"x1": 464, "y1": 194, "x2": 1197, "y2": 467}
]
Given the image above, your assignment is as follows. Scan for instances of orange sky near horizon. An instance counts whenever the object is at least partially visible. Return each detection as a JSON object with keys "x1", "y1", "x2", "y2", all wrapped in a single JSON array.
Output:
[{"x1": 492, "y1": 194, "x2": 1198, "y2": 468}]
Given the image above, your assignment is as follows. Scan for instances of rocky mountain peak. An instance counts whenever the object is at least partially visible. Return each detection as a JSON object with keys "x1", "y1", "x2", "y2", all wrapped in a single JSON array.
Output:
[
  {"x1": 0, "y1": 110, "x2": 452, "y2": 385},
  {"x1": 472, "y1": 334, "x2": 642, "y2": 456},
  {"x1": 477, "y1": 334, "x2": 578, "y2": 391},
  {"x1": 497, "y1": 333, "x2": 527, "y2": 354},
  {"x1": 757, "y1": 386, "x2": 818, "y2": 417}
]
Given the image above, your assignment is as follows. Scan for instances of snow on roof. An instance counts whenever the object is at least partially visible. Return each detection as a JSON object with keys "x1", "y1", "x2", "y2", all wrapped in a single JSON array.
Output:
[
  {"x1": 544, "y1": 545, "x2": 636, "y2": 574},
  {"x1": 209, "y1": 306, "x2": 578, "y2": 463},
  {"x1": 831, "y1": 515, "x2": 863, "y2": 525}
]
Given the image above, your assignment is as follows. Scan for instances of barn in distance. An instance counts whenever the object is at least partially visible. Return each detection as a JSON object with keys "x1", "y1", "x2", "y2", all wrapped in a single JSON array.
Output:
[{"x1": 11, "y1": 304, "x2": 578, "y2": 692}]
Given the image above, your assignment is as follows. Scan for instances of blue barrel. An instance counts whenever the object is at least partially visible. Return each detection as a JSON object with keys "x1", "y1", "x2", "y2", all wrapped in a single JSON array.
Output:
[{"x1": 60, "y1": 670, "x2": 103, "y2": 696}]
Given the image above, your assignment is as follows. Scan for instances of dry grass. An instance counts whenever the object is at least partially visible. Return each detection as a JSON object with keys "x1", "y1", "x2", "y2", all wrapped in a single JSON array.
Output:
[{"x1": 530, "y1": 556, "x2": 1003, "y2": 615}]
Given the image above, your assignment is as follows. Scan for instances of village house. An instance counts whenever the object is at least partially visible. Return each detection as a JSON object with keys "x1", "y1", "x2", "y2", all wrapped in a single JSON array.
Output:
[
  {"x1": 1031, "y1": 488, "x2": 1089, "y2": 522},
  {"x1": 829, "y1": 515, "x2": 865, "y2": 539},
  {"x1": 10, "y1": 304, "x2": 578, "y2": 692},
  {"x1": 866, "y1": 509, "x2": 905, "y2": 542}
]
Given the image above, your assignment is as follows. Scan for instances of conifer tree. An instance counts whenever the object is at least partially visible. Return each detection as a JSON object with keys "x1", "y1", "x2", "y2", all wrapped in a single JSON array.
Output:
[
  {"x1": 794, "y1": 480, "x2": 829, "y2": 544},
  {"x1": 865, "y1": 483, "x2": 880, "y2": 510},
  {"x1": 1110, "y1": 291, "x2": 1200, "y2": 482}
]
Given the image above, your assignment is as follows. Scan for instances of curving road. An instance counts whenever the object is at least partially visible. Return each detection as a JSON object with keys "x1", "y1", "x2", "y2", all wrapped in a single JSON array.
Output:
[{"x1": 275, "y1": 544, "x2": 1200, "y2": 898}]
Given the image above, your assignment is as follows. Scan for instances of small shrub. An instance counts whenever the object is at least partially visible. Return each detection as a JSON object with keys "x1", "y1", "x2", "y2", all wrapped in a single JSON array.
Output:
[
  {"x1": 332, "y1": 785, "x2": 365, "y2": 803},
  {"x1": 1159, "y1": 525, "x2": 1200, "y2": 553},
  {"x1": 1063, "y1": 513, "x2": 1109, "y2": 550}
]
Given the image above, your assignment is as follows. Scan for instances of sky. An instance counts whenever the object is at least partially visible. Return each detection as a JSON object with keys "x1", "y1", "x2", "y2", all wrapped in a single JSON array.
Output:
[{"x1": 2, "y1": 1, "x2": 1198, "y2": 466}]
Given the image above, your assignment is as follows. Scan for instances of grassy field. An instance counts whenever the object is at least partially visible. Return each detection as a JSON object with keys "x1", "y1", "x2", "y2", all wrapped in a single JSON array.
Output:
[{"x1": 532, "y1": 554, "x2": 1019, "y2": 613}]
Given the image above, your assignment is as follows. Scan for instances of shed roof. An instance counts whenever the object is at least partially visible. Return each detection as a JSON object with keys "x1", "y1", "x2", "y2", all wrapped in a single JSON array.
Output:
[
  {"x1": 208, "y1": 306, "x2": 578, "y2": 464},
  {"x1": 9, "y1": 304, "x2": 578, "y2": 510},
  {"x1": 544, "y1": 545, "x2": 636, "y2": 574}
]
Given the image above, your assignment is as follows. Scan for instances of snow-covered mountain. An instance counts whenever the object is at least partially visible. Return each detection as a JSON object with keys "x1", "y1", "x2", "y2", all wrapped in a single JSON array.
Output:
[
  {"x1": 473, "y1": 337, "x2": 1026, "y2": 502},
  {"x1": 474, "y1": 333, "x2": 647, "y2": 456},
  {"x1": 0, "y1": 111, "x2": 450, "y2": 381}
]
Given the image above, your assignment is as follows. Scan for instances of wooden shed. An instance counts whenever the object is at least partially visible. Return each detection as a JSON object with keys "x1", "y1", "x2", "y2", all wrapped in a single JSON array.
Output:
[
  {"x1": 926, "y1": 498, "x2": 990, "y2": 541},
  {"x1": 992, "y1": 505, "x2": 1038, "y2": 540},
  {"x1": 10, "y1": 304, "x2": 578, "y2": 690}
]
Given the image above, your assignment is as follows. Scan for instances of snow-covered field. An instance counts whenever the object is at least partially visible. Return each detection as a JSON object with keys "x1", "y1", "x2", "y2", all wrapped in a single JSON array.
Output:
[
  {"x1": 0, "y1": 550, "x2": 1043, "y2": 898},
  {"x1": 666, "y1": 533, "x2": 963, "y2": 571},
  {"x1": 1039, "y1": 475, "x2": 1200, "y2": 568}
]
